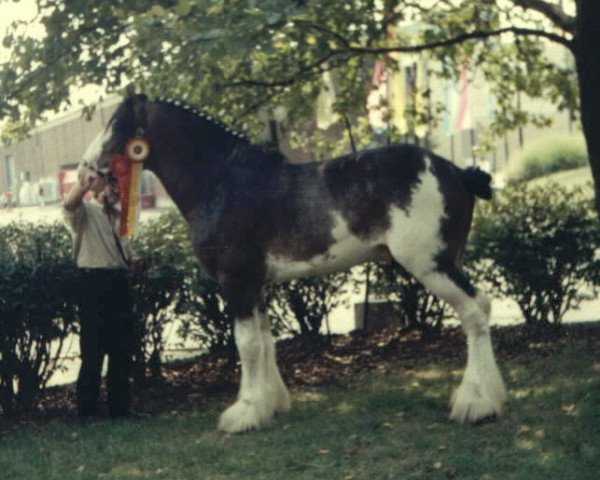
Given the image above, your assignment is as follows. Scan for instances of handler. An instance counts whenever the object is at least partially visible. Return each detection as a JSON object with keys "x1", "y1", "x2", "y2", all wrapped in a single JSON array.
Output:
[{"x1": 63, "y1": 165, "x2": 135, "y2": 421}]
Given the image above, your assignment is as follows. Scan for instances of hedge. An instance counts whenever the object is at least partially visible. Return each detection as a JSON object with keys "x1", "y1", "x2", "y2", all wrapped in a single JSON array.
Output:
[
  {"x1": 367, "y1": 262, "x2": 452, "y2": 340},
  {"x1": 466, "y1": 182, "x2": 600, "y2": 336},
  {"x1": 0, "y1": 222, "x2": 78, "y2": 415}
]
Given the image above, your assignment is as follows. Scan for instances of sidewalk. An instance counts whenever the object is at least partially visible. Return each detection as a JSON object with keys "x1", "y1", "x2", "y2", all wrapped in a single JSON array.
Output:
[{"x1": 0, "y1": 202, "x2": 174, "y2": 225}]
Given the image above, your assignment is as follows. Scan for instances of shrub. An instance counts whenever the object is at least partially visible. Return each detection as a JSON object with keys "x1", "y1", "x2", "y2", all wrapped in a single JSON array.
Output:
[
  {"x1": 177, "y1": 268, "x2": 235, "y2": 356},
  {"x1": 266, "y1": 271, "x2": 351, "y2": 343},
  {"x1": 132, "y1": 210, "x2": 235, "y2": 362},
  {"x1": 466, "y1": 183, "x2": 600, "y2": 336},
  {"x1": 130, "y1": 210, "x2": 191, "y2": 379},
  {"x1": 504, "y1": 134, "x2": 588, "y2": 183},
  {"x1": 367, "y1": 262, "x2": 452, "y2": 339},
  {"x1": 0, "y1": 222, "x2": 78, "y2": 415}
]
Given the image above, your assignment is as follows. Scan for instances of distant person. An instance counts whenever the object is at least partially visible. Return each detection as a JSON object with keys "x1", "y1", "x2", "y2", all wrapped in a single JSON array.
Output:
[
  {"x1": 38, "y1": 185, "x2": 45, "y2": 206},
  {"x1": 63, "y1": 165, "x2": 136, "y2": 422},
  {"x1": 2, "y1": 191, "x2": 14, "y2": 208}
]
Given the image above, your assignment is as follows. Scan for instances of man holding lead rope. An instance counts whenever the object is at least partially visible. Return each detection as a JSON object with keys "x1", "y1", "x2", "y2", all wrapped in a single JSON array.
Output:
[{"x1": 63, "y1": 165, "x2": 136, "y2": 422}]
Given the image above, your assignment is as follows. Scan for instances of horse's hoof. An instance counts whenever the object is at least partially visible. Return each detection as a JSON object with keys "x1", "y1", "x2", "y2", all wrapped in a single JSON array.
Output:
[
  {"x1": 449, "y1": 382, "x2": 504, "y2": 424},
  {"x1": 472, "y1": 413, "x2": 498, "y2": 426},
  {"x1": 218, "y1": 399, "x2": 272, "y2": 433}
]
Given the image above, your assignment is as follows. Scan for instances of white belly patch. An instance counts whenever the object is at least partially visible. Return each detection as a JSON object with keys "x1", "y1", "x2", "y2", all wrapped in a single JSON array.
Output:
[{"x1": 266, "y1": 213, "x2": 381, "y2": 282}]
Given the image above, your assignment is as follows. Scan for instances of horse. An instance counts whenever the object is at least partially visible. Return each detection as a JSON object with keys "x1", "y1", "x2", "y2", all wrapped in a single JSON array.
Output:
[{"x1": 81, "y1": 93, "x2": 507, "y2": 433}]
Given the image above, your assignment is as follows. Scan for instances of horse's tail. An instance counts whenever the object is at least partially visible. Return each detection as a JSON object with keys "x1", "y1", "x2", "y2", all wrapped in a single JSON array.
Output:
[{"x1": 460, "y1": 166, "x2": 493, "y2": 200}]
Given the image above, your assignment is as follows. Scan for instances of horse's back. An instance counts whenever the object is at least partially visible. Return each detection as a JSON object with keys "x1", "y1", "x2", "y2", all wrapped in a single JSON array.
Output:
[{"x1": 321, "y1": 144, "x2": 472, "y2": 241}]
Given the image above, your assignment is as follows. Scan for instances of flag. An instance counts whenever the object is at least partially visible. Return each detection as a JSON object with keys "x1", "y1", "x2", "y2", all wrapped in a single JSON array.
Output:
[
  {"x1": 453, "y1": 64, "x2": 472, "y2": 132},
  {"x1": 366, "y1": 59, "x2": 389, "y2": 132},
  {"x1": 414, "y1": 57, "x2": 428, "y2": 138},
  {"x1": 389, "y1": 54, "x2": 408, "y2": 135}
]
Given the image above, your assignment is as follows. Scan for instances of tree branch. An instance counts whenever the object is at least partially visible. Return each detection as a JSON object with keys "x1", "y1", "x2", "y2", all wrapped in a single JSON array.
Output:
[
  {"x1": 220, "y1": 50, "x2": 341, "y2": 88},
  {"x1": 508, "y1": 0, "x2": 576, "y2": 33},
  {"x1": 343, "y1": 25, "x2": 573, "y2": 53},
  {"x1": 221, "y1": 25, "x2": 572, "y2": 89}
]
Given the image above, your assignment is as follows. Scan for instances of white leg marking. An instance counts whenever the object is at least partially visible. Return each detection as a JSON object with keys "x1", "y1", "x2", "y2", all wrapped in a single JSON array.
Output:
[
  {"x1": 450, "y1": 293, "x2": 507, "y2": 423},
  {"x1": 413, "y1": 271, "x2": 507, "y2": 423},
  {"x1": 258, "y1": 312, "x2": 291, "y2": 414},
  {"x1": 218, "y1": 310, "x2": 290, "y2": 433}
]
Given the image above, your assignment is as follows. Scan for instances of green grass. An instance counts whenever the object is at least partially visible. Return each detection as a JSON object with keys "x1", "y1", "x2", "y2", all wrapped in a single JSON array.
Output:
[
  {"x1": 528, "y1": 166, "x2": 593, "y2": 190},
  {"x1": 504, "y1": 133, "x2": 589, "y2": 183},
  {"x1": 1, "y1": 337, "x2": 599, "y2": 480}
]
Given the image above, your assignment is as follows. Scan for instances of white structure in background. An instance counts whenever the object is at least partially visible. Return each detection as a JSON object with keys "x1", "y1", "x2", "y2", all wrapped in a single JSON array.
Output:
[
  {"x1": 18, "y1": 179, "x2": 36, "y2": 206},
  {"x1": 37, "y1": 176, "x2": 60, "y2": 204},
  {"x1": 18, "y1": 175, "x2": 59, "y2": 206}
]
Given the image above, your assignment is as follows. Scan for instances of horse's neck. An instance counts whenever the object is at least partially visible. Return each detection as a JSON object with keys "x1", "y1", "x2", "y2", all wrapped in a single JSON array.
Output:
[{"x1": 148, "y1": 140, "x2": 236, "y2": 217}]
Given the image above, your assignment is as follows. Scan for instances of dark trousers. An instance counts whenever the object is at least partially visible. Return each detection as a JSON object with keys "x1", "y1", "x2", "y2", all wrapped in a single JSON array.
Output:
[{"x1": 76, "y1": 268, "x2": 134, "y2": 418}]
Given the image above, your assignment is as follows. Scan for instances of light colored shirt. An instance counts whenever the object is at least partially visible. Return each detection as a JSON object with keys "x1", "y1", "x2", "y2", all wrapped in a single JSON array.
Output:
[{"x1": 64, "y1": 200, "x2": 131, "y2": 269}]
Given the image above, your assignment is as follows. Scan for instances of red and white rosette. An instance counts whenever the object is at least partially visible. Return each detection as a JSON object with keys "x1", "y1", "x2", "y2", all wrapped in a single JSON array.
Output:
[{"x1": 109, "y1": 137, "x2": 150, "y2": 236}]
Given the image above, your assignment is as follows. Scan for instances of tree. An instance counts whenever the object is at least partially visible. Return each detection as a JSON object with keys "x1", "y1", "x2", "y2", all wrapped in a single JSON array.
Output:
[{"x1": 1, "y1": 1, "x2": 599, "y2": 215}]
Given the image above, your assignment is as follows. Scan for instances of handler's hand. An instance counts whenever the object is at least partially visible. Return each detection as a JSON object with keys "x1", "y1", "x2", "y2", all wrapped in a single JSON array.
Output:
[
  {"x1": 77, "y1": 164, "x2": 98, "y2": 190},
  {"x1": 64, "y1": 164, "x2": 106, "y2": 211},
  {"x1": 77, "y1": 164, "x2": 106, "y2": 195}
]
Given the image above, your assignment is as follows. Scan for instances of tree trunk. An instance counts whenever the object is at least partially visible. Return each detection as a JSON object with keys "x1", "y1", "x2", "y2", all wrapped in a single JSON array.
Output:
[{"x1": 574, "y1": 0, "x2": 600, "y2": 218}]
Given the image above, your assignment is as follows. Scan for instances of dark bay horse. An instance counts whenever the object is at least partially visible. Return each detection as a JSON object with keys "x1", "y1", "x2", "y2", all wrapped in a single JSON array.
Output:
[{"x1": 82, "y1": 94, "x2": 506, "y2": 432}]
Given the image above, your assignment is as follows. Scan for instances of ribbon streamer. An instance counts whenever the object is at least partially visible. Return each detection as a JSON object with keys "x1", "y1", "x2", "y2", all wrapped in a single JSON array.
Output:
[{"x1": 109, "y1": 137, "x2": 150, "y2": 236}]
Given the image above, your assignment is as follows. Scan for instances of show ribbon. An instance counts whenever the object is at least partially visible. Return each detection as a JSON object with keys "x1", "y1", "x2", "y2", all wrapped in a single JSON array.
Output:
[{"x1": 109, "y1": 137, "x2": 150, "y2": 236}]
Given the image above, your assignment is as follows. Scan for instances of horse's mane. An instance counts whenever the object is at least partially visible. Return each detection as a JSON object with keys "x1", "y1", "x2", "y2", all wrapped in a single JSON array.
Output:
[
  {"x1": 154, "y1": 97, "x2": 251, "y2": 145},
  {"x1": 153, "y1": 97, "x2": 286, "y2": 171}
]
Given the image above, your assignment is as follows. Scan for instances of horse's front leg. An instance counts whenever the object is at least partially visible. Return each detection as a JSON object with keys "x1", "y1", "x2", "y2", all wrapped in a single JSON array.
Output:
[
  {"x1": 257, "y1": 310, "x2": 291, "y2": 414},
  {"x1": 218, "y1": 308, "x2": 290, "y2": 433}
]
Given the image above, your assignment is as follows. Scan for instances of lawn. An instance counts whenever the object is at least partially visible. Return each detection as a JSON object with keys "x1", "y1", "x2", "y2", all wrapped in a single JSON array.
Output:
[
  {"x1": 528, "y1": 166, "x2": 594, "y2": 190},
  {"x1": 1, "y1": 327, "x2": 599, "y2": 480}
]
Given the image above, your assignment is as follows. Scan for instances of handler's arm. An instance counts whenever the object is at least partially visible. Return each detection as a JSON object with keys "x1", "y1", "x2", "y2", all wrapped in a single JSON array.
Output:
[{"x1": 63, "y1": 167, "x2": 103, "y2": 212}]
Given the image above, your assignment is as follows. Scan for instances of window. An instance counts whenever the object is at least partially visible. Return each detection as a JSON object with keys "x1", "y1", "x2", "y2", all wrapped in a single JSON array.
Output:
[{"x1": 4, "y1": 154, "x2": 16, "y2": 190}]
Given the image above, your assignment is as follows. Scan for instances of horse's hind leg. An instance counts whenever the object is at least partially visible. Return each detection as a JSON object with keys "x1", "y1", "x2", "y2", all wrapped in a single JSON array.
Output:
[
  {"x1": 390, "y1": 249, "x2": 507, "y2": 422},
  {"x1": 218, "y1": 309, "x2": 290, "y2": 433}
]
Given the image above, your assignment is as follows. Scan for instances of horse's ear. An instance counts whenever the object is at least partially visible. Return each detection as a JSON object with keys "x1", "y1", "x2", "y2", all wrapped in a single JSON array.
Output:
[{"x1": 124, "y1": 84, "x2": 136, "y2": 99}]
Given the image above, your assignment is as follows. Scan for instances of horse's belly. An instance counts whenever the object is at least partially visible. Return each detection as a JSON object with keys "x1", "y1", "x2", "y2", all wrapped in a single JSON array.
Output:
[{"x1": 266, "y1": 235, "x2": 376, "y2": 282}]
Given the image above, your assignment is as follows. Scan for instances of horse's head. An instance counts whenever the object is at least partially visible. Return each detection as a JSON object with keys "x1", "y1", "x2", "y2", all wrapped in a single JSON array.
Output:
[
  {"x1": 81, "y1": 93, "x2": 150, "y2": 177},
  {"x1": 81, "y1": 93, "x2": 151, "y2": 236}
]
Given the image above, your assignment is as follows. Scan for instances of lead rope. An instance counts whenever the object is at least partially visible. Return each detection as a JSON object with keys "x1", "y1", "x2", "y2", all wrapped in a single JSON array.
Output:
[{"x1": 107, "y1": 205, "x2": 130, "y2": 268}]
